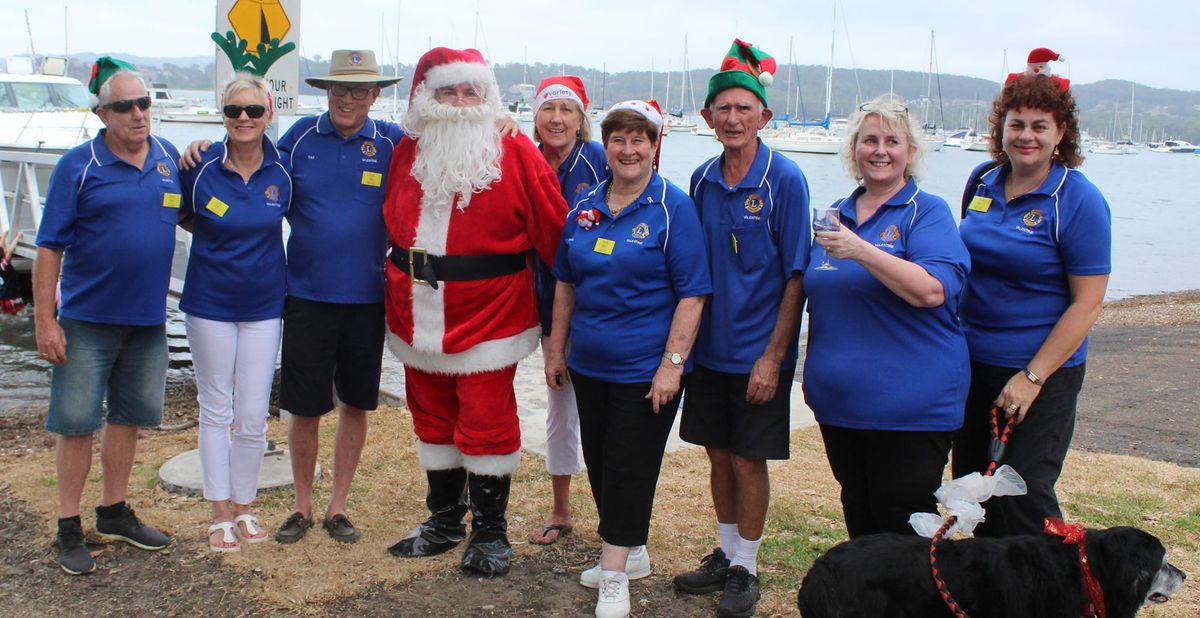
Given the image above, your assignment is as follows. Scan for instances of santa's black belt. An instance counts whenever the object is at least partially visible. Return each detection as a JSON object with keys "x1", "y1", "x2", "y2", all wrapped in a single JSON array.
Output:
[{"x1": 388, "y1": 246, "x2": 528, "y2": 290}]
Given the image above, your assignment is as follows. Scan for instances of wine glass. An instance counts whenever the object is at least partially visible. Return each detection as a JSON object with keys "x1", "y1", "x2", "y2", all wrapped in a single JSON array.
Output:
[{"x1": 813, "y1": 206, "x2": 841, "y2": 271}]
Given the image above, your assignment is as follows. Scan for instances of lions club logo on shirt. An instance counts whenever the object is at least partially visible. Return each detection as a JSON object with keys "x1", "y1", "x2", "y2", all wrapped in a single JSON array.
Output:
[
  {"x1": 744, "y1": 193, "x2": 764, "y2": 215},
  {"x1": 631, "y1": 223, "x2": 651, "y2": 240},
  {"x1": 574, "y1": 182, "x2": 592, "y2": 195},
  {"x1": 156, "y1": 161, "x2": 171, "y2": 177},
  {"x1": 1023, "y1": 209, "x2": 1044, "y2": 227},
  {"x1": 264, "y1": 185, "x2": 281, "y2": 206},
  {"x1": 879, "y1": 225, "x2": 900, "y2": 243},
  {"x1": 361, "y1": 141, "x2": 377, "y2": 158}
]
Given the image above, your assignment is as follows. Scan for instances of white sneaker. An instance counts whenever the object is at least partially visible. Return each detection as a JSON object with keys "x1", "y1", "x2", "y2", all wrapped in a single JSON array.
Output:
[
  {"x1": 580, "y1": 546, "x2": 651, "y2": 588},
  {"x1": 594, "y1": 573, "x2": 630, "y2": 618}
]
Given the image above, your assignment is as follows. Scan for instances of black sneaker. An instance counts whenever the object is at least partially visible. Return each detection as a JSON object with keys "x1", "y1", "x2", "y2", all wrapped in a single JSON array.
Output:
[
  {"x1": 673, "y1": 547, "x2": 730, "y2": 594},
  {"x1": 57, "y1": 520, "x2": 96, "y2": 575},
  {"x1": 716, "y1": 565, "x2": 760, "y2": 618},
  {"x1": 95, "y1": 504, "x2": 169, "y2": 550}
]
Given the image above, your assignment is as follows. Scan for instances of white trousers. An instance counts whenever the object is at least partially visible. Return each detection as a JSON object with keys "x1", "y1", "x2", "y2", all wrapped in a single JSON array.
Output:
[
  {"x1": 542, "y1": 336, "x2": 582, "y2": 475},
  {"x1": 186, "y1": 315, "x2": 281, "y2": 504}
]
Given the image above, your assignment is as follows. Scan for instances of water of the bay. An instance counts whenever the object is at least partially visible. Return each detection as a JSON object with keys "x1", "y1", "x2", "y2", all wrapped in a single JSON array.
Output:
[{"x1": 2, "y1": 116, "x2": 1197, "y2": 414}]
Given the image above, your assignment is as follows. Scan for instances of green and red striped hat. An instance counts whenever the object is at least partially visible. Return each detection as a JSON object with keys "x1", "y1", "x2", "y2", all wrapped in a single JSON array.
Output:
[{"x1": 704, "y1": 39, "x2": 776, "y2": 108}]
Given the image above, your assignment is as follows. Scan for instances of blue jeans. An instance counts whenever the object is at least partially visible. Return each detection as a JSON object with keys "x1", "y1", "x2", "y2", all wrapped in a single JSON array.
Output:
[{"x1": 45, "y1": 317, "x2": 168, "y2": 436}]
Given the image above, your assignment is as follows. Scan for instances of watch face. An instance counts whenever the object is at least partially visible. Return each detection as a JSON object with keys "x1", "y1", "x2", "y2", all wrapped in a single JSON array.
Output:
[{"x1": 670, "y1": 353, "x2": 683, "y2": 364}]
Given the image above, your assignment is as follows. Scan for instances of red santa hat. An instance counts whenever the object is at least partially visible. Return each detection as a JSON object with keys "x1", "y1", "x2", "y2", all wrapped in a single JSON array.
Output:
[
  {"x1": 1005, "y1": 47, "x2": 1070, "y2": 91},
  {"x1": 532, "y1": 76, "x2": 589, "y2": 114},
  {"x1": 409, "y1": 47, "x2": 497, "y2": 101}
]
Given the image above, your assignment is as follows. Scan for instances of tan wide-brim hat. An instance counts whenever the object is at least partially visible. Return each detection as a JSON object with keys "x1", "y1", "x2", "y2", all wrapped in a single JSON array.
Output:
[{"x1": 305, "y1": 49, "x2": 403, "y2": 87}]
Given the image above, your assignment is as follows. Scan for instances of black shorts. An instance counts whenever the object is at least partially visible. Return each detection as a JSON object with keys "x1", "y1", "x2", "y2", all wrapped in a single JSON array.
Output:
[
  {"x1": 280, "y1": 296, "x2": 385, "y2": 417},
  {"x1": 679, "y1": 364, "x2": 794, "y2": 460}
]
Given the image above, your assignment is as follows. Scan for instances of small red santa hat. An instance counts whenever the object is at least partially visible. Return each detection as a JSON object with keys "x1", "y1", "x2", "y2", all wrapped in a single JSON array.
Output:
[
  {"x1": 533, "y1": 76, "x2": 590, "y2": 114},
  {"x1": 1026, "y1": 47, "x2": 1063, "y2": 67},
  {"x1": 1005, "y1": 47, "x2": 1070, "y2": 91},
  {"x1": 409, "y1": 47, "x2": 496, "y2": 101}
]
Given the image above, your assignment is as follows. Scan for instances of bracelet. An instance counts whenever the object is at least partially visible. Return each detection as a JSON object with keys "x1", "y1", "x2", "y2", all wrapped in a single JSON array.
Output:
[{"x1": 1023, "y1": 367, "x2": 1044, "y2": 386}]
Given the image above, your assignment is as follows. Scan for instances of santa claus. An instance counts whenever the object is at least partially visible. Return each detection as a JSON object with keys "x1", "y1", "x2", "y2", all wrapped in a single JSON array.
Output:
[{"x1": 382, "y1": 47, "x2": 567, "y2": 576}]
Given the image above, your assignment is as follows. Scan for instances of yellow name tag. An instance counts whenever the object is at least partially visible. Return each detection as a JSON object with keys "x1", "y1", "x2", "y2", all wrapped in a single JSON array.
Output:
[
  {"x1": 205, "y1": 197, "x2": 230, "y2": 217},
  {"x1": 967, "y1": 196, "x2": 992, "y2": 213},
  {"x1": 162, "y1": 192, "x2": 181, "y2": 208},
  {"x1": 593, "y1": 238, "x2": 615, "y2": 255},
  {"x1": 361, "y1": 171, "x2": 382, "y2": 187}
]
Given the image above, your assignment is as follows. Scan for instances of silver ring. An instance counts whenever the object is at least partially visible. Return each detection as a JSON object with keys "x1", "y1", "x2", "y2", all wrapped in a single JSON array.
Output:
[{"x1": 1007, "y1": 404, "x2": 1018, "y2": 411}]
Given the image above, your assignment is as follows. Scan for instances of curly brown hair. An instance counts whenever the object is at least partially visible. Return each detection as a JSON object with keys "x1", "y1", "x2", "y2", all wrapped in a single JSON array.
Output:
[{"x1": 987, "y1": 75, "x2": 1084, "y2": 168}]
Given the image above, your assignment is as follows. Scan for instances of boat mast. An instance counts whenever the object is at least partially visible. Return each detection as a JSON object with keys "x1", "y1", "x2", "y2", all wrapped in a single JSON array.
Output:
[
  {"x1": 680, "y1": 33, "x2": 688, "y2": 118},
  {"x1": 824, "y1": 2, "x2": 835, "y2": 122},
  {"x1": 786, "y1": 36, "x2": 794, "y2": 119}
]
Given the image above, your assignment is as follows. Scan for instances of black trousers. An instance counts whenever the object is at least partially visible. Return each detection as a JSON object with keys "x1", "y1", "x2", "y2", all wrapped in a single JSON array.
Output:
[
  {"x1": 952, "y1": 362, "x2": 1086, "y2": 537},
  {"x1": 570, "y1": 369, "x2": 682, "y2": 547},
  {"x1": 819, "y1": 424, "x2": 953, "y2": 539}
]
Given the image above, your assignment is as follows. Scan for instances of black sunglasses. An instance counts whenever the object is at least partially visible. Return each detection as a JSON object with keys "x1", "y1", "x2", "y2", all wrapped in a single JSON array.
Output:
[
  {"x1": 102, "y1": 96, "x2": 152, "y2": 113},
  {"x1": 222, "y1": 104, "x2": 268, "y2": 119}
]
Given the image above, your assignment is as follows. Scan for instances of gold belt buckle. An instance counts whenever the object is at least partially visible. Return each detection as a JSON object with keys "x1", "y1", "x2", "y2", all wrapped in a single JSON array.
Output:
[{"x1": 408, "y1": 247, "x2": 430, "y2": 286}]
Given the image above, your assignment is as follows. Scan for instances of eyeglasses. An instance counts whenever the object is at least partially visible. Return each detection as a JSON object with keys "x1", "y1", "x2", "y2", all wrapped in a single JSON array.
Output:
[
  {"x1": 329, "y1": 84, "x2": 375, "y2": 100},
  {"x1": 222, "y1": 104, "x2": 268, "y2": 119},
  {"x1": 858, "y1": 102, "x2": 908, "y2": 114},
  {"x1": 435, "y1": 86, "x2": 483, "y2": 104},
  {"x1": 101, "y1": 96, "x2": 152, "y2": 113}
]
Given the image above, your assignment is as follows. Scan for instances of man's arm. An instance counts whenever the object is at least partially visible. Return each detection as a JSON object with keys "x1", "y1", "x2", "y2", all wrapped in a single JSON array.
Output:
[
  {"x1": 746, "y1": 274, "x2": 805, "y2": 404},
  {"x1": 33, "y1": 247, "x2": 67, "y2": 365}
]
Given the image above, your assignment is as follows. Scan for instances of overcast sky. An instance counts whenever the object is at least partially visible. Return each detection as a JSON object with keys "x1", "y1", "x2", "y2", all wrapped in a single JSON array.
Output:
[{"x1": 3, "y1": 0, "x2": 1197, "y2": 91}]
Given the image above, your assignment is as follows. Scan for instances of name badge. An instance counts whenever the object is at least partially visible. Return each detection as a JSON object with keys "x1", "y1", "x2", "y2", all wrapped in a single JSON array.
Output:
[
  {"x1": 206, "y1": 197, "x2": 230, "y2": 217},
  {"x1": 967, "y1": 196, "x2": 992, "y2": 213},
  {"x1": 593, "y1": 238, "x2": 615, "y2": 255},
  {"x1": 162, "y1": 193, "x2": 181, "y2": 208},
  {"x1": 361, "y1": 171, "x2": 382, "y2": 187}
]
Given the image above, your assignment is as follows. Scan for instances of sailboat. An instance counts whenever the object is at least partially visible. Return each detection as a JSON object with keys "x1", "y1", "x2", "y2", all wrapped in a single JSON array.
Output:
[
  {"x1": 761, "y1": 4, "x2": 845, "y2": 155},
  {"x1": 919, "y1": 31, "x2": 944, "y2": 152},
  {"x1": 664, "y1": 34, "x2": 697, "y2": 132},
  {"x1": 1090, "y1": 84, "x2": 1139, "y2": 155}
]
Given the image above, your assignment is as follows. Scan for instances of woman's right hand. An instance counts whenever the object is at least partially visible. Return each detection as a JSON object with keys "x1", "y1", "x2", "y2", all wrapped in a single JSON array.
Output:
[
  {"x1": 544, "y1": 351, "x2": 568, "y2": 390},
  {"x1": 178, "y1": 139, "x2": 213, "y2": 171}
]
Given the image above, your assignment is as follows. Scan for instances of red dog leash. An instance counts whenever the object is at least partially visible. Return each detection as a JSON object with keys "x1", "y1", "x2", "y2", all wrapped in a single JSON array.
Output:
[
  {"x1": 1045, "y1": 517, "x2": 1108, "y2": 618},
  {"x1": 929, "y1": 406, "x2": 1013, "y2": 618}
]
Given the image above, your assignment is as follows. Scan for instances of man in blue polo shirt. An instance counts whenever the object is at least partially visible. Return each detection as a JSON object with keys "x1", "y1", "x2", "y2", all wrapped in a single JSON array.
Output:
[
  {"x1": 34, "y1": 58, "x2": 175, "y2": 575},
  {"x1": 673, "y1": 40, "x2": 810, "y2": 618}
]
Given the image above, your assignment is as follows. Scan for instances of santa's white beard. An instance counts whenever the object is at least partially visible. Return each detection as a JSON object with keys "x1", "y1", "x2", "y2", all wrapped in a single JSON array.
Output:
[{"x1": 403, "y1": 91, "x2": 503, "y2": 209}]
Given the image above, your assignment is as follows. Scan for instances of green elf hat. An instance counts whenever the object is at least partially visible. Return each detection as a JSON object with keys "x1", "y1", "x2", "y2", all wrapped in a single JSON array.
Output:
[
  {"x1": 704, "y1": 39, "x2": 776, "y2": 108},
  {"x1": 87, "y1": 56, "x2": 137, "y2": 97}
]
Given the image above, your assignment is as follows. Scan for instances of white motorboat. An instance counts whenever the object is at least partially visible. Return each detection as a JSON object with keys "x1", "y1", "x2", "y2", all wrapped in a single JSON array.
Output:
[
  {"x1": 1149, "y1": 139, "x2": 1198, "y2": 154},
  {"x1": 0, "y1": 71, "x2": 103, "y2": 153},
  {"x1": 761, "y1": 126, "x2": 844, "y2": 155}
]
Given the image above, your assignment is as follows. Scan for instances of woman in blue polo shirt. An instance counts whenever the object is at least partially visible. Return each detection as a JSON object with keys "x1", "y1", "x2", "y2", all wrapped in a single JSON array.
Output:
[
  {"x1": 544, "y1": 101, "x2": 710, "y2": 617},
  {"x1": 180, "y1": 74, "x2": 291, "y2": 552},
  {"x1": 803, "y1": 94, "x2": 970, "y2": 539},
  {"x1": 952, "y1": 74, "x2": 1111, "y2": 537},
  {"x1": 528, "y1": 75, "x2": 609, "y2": 547}
]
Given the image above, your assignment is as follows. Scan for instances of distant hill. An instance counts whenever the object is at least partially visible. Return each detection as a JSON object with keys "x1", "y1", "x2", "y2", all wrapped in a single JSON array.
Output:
[{"x1": 47, "y1": 53, "x2": 1200, "y2": 143}]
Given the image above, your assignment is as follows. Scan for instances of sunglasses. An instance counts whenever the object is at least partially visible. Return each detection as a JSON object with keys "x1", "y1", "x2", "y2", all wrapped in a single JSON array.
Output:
[
  {"x1": 102, "y1": 96, "x2": 152, "y2": 113},
  {"x1": 859, "y1": 102, "x2": 908, "y2": 114},
  {"x1": 329, "y1": 84, "x2": 375, "y2": 100},
  {"x1": 222, "y1": 104, "x2": 268, "y2": 119}
]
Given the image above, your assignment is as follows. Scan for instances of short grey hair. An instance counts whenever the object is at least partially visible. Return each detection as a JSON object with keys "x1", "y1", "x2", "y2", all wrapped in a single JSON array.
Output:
[
  {"x1": 92, "y1": 69, "x2": 146, "y2": 108},
  {"x1": 840, "y1": 93, "x2": 926, "y2": 184},
  {"x1": 222, "y1": 73, "x2": 272, "y2": 108}
]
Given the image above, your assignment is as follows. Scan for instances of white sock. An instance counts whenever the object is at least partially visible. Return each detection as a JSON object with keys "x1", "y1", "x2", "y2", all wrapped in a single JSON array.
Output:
[
  {"x1": 730, "y1": 534, "x2": 761, "y2": 576},
  {"x1": 628, "y1": 544, "x2": 645, "y2": 557},
  {"x1": 718, "y1": 522, "x2": 739, "y2": 556}
]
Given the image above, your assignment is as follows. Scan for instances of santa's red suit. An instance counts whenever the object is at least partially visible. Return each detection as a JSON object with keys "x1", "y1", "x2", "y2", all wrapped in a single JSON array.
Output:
[{"x1": 383, "y1": 131, "x2": 566, "y2": 466}]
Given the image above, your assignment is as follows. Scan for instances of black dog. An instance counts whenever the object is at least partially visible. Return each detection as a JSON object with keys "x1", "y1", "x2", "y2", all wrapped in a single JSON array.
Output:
[{"x1": 798, "y1": 526, "x2": 1185, "y2": 618}]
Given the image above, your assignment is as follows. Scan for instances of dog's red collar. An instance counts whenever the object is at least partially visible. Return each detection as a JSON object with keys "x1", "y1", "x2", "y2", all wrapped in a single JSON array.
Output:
[{"x1": 1044, "y1": 517, "x2": 1107, "y2": 618}]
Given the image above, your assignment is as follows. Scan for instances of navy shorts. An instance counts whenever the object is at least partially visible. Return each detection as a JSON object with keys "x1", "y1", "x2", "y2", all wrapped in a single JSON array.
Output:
[
  {"x1": 679, "y1": 364, "x2": 794, "y2": 460},
  {"x1": 45, "y1": 317, "x2": 167, "y2": 436},
  {"x1": 280, "y1": 296, "x2": 385, "y2": 417}
]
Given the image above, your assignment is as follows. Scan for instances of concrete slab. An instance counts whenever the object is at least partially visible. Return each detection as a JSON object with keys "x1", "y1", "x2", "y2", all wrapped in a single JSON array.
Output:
[{"x1": 158, "y1": 443, "x2": 321, "y2": 497}]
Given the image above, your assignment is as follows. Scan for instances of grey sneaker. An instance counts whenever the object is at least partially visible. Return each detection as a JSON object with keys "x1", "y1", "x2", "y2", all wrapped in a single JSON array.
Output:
[
  {"x1": 57, "y1": 519, "x2": 96, "y2": 575},
  {"x1": 95, "y1": 504, "x2": 169, "y2": 550},
  {"x1": 673, "y1": 547, "x2": 730, "y2": 594},
  {"x1": 716, "y1": 565, "x2": 760, "y2": 618}
]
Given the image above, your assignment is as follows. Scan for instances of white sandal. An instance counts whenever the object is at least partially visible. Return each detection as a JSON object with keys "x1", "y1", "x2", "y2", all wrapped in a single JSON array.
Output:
[
  {"x1": 233, "y1": 513, "x2": 269, "y2": 543},
  {"x1": 208, "y1": 521, "x2": 240, "y2": 553}
]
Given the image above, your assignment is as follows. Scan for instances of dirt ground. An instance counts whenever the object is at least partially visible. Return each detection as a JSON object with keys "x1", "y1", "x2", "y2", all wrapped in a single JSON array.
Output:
[{"x1": 0, "y1": 292, "x2": 1197, "y2": 617}]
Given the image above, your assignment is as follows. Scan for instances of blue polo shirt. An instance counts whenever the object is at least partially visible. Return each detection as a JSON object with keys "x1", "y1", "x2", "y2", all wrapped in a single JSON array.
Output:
[
  {"x1": 690, "y1": 140, "x2": 811, "y2": 373},
  {"x1": 802, "y1": 179, "x2": 970, "y2": 431},
  {"x1": 36, "y1": 132, "x2": 182, "y2": 325},
  {"x1": 959, "y1": 161, "x2": 1111, "y2": 368},
  {"x1": 277, "y1": 113, "x2": 402, "y2": 304},
  {"x1": 180, "y1": 136, "x2": 291, "y2": 322},
  {"x1": 552, "y1": 173, "x2": 711, "y2": 383},
  {"x1": 536, "y1": 139, "x2": 609, "y2": 333}
]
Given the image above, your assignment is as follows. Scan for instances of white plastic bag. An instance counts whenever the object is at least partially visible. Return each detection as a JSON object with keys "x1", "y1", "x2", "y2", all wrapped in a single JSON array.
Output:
[{"x1": 909, "y1": 465, "x2": 1027, "y2": 538}]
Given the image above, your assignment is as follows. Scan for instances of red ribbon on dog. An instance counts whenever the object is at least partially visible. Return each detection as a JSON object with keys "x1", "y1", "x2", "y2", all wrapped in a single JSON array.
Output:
[{"x1": 1044, "y1": 517, "x2": 1107, "y2": 618}]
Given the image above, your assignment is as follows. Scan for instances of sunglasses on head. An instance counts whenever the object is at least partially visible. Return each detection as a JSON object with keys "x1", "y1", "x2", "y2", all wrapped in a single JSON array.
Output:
[
  {"x1": 102, "y1": 96, "x2": 152, "y2": 113},
  {"x1": 859, "y1": 102, "x2": 908, "y2": 114},
  {"x1": 222, "y1": 104, "x2": 268, "y2": 119}
]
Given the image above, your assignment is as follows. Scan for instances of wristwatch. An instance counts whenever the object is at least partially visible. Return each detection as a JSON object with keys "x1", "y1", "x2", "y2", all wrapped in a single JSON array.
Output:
[{"x1": 663, "y1": 351, "x2": 684, "y2": 366}]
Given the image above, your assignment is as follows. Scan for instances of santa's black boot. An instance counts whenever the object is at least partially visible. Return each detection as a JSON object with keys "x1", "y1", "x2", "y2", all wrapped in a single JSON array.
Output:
[
  {"x1": 388, "y1": 468, "x2": 468, "y2": 557},
  {"x1": 460, "y1": 473, "x2": 512, "y2": 576}
]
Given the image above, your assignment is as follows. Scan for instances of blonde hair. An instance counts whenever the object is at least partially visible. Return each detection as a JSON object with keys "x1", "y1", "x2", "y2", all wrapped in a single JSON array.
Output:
[
  {"x1": 222, "y1": 73, "x2": 271, "y2": 108},
  {"x1": 840, "y1": 93, "x2": 925, "y2": 184}
]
